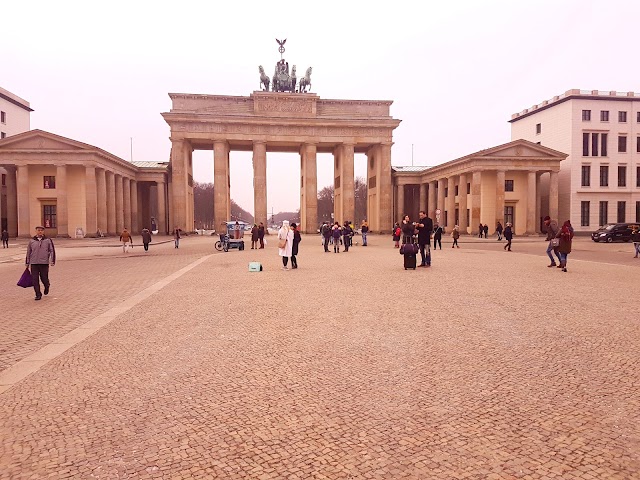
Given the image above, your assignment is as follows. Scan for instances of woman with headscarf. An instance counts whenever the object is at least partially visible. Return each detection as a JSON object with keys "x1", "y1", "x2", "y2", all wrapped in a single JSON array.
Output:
[
  {"x1": 278, "y1": 220, "x2": 294, "y2": 270},
  {"x1": 556, "y1": 220, "x2": 574, "y2": 272}
]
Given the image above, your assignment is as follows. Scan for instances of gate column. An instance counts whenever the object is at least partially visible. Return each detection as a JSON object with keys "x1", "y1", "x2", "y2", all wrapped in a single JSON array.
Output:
[
  {"x1": 300, "y1": 143, "x2": 317, "y2": 234},
  {"x1": 252, "y1": 141, "x2": 268, "y2": 228},
  {"x1": 341, "y1": 143, "x2": 355, "y2": 224},
  {"x1": 170, "y1": 139, "x2": 189, "y2": 231},
  {"x1": 378, "y1": 142, "x2": 393, "y2": 233},
  {"x1": 214, "y1": 140, "x2": 230, "y2": 232}
]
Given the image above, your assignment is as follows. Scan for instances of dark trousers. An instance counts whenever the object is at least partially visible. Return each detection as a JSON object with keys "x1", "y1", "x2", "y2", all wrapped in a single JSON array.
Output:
[
  {"x1": 259, "y1": 237, "x2": 264, "y2": 248},
  {"x1": 504, "y1": 239, "x2": 512, "y2": 251},
  {"x1": 433, "y1": 238, "x2": 442, "y2": 249},
  {"x1": 323, "y1": 236, "x2": 330, "y2": 252},
  {"x1": 453, "y1": 238, "x2": 459, "y2": 247},
  {"x1": 2, "y1": 239, "x2": 8, "y2": 248},
  {"x1": 282, "y1": 256, "x2": 289, "y2": 267},
  {"x1": 344, "y1": 238, "x2": 349, "y2": 252},
  {"x1": 31, "y1": 264, "x2": 50, "y2": 297},
  {"x1": 291, "y1": 255, "x2": 297, "y2": 268},
  {"x1": 143, "y1": 242, "x2": 149, "y2": 251}
]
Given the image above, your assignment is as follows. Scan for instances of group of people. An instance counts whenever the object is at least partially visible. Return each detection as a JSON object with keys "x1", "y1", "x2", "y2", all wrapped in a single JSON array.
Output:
[
  {"x1": 543, "y1": 216, "x2": 574, "y2": 272},
  {"x1": 117, "y1": 227, "x2": 158, "y2": 252},
  {"x1": 319, "y1": 220, "x2": 363, "y2": 253},
  {"x1": 249, "y1": 223, "x2": 266, "y2": 249}
]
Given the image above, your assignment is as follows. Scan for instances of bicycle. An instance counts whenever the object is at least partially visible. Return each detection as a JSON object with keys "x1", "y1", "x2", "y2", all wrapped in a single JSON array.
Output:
[{"x1": 214, "y1": 234, "x2": 229, "y2": 252}]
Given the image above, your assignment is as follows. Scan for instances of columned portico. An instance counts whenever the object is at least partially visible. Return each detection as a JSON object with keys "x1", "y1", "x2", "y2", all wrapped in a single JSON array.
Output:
[
  {"x1": 85, "y1": 166, "x2": 98, "y2": 236},
  {"x1": 252, "y1": 141, "x2": 267, "y2": 228},
  {"x1": 300, "y1": 143, "x2": 317, "y2": 233},
  {"x1": 56, "y1": 164, "x2": 68, "y2": 237}
]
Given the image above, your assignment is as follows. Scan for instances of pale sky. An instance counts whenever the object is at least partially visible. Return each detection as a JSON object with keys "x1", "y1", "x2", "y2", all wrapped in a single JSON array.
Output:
[{"x1": 3, "y1": 0, "x2": 638, "y2": 214}]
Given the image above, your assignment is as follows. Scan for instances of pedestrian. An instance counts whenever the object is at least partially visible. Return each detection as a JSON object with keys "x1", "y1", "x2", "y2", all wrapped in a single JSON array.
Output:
[
  {"x1": 141, "y1": 227, "x2": 152, "y2": 252},
  {"x1": 415, "y1": 211, "x2": 433, "y2": 267},
  {"x1": 251, "y1": 224, "x2": 259, "y2": 249},
  {"x1": 361, "y1": 219, "x2": 369, "y2": 246},
  {"x1": 401, "y1": 215, "x2": 415, "y2": 245},
  {"x1": 332, "y1": 222, "x2": 342, "y2": 253},
  {"x1": 496, "y1": 221, "x2": 503, "y2": 241},
  {"x1": 321, "y1": 222, "x2": 331, "y2": 252},
  {"x1": 174, "y1": 227, "x2": 181, "y2": 249},
  {"x1": 543, "y1": 215, "x2": 561, "y2": 267},
  {"x1": 25, "y1": 226, "x2": 55, "y2": 301},
  {"x1": 258, "y1": 223, "x2": 265, "y2": 249},
  {"x1": 478, "y1": 223, "x2": 484, "y2": 238},
  {"x1": 632, "y1": 226, "x2": 640, "y2": 258},
  {"x1": 290, "y1": 222, "x2": 301, "y2": 268},
  {"x1": 433, "y1": 223, "x2": 443, "y2": 250},
  {"x1": 343, "y1": 221, "x2": 353, "y2": 252},
  {"x1": 503, "y1": 222, "x2": 513, "y2": 251},
  {"x1": 557, "y1": 220, "x2": 574, "y2": 272},
  {"x1": 119, "y1": 228, "x2": 133, "y2": 253},
  {"x1": 483, "y1": 224, "x2": 489, "y2": 238},
  {"x1": 277, "y1": 220, "x2": 294, "y2": 269},
  {"x1": 1, "y1": 229, "x2": 8, "y2": 248},
  {"x1": 393, "y1": 222, "x2": 401, "y2": 248},
  {"x1": 451, "y1": 225, "x2": 460, "y2": 248}
]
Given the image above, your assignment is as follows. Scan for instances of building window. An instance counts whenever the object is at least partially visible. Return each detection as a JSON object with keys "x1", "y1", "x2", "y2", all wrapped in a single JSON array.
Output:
[
  {"x1": 43, "y1": 176, "x2": 56, "y2": 189},
  {"x1": 0, "y1": 111, "x2": 5, "y2": 123},
  {"x1": 467, "y1": 183, "x2": 470, "y2": 195},
  {"x1": 637, "y1": 202, "x2": 640, "y2": 222},
  {"x1": 600, "y1": 110, "x2": 609, "y2": 121},
  {"x1": 43, "y1": 205, "x2": 57, "y2": 228},
  {"x1": 617, "y1": 201, "x2": 626, "y2": 223},
  {"x1": 583, "y1": 132, "x2": 589, "y2": 156},
  {"x1": 0, "y1": 132, "x2": 5, "y2": 139},
  {"x1": 591, "y1": 133, "x2": 599, "y2": 156},
  {"x1": 599, "y1": 201, "x2": 608, "y2": 226},
  {"x1": 1, "y1": 174, "x2": 5, "y2": 186},
  {"x1": 581, "y1": 201, "x2": 590, "y2": 226},
  {"x1": 637, "y1": 136, "x2": 640, "y2": 153},
  {"x1": 618, "y1": 166, "x2": 627, "y2": 187},
  {"x1": 600, "y1": 166, "x2": 609, "y2": 187},
  {"x1": 582, "y1": 110, "x2": 591, "y2": 121},
  {"x1": 602, "y1": 133, "x2": 608, "y2": 156},
  {"x1": 444, "y1": 187, "x2": 448, "y2": 197},
  {"x1": 536, "y1": 123, "x2": 541, "y2": 134},
  {"x1": 637, "y1": 112, "x2": 640, "y2": 123},
  {"x1": 618, "y1": 111, "x2": 627, "y2": 123},
  {"x1": 504, "y1": 206, "x2": 514, "y2": 226},
  {"x1": 581, "y1": 165, "x2": 591, "y2": 187},
  {"x1": 454, "y1": 185, "x2": 459, "y2": 196},
  {"x1": 637, "y1": 166, "x2": 640, "y2": 187},
  {"x1": 505, "y1": 180, "x2": 514, "y2": 192},
  {"x1": 618, "y1": 136, "x2": 627, "y2": 153}
]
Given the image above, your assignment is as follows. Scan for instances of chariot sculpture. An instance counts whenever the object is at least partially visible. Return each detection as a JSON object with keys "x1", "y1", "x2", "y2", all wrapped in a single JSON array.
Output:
[{"x1": 257, "y1": 39, "x2": 312, "y2": 93}]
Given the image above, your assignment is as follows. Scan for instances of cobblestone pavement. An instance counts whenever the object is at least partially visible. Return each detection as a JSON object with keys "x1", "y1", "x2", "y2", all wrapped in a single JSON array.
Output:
[{"x1": 1, "y1": 235, "x2": 638, "y2": 479}]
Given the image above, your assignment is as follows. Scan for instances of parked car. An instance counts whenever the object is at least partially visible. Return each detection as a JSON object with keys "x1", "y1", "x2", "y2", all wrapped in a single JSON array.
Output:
[{"x1": 591, "y1": 223, "x2": 639, "y2": 243}]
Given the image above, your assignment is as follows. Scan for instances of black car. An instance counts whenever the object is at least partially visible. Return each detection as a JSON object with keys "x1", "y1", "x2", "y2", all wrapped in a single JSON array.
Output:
[{"x1": 591, "y1": 223, "x2": 639, "y2": 243}]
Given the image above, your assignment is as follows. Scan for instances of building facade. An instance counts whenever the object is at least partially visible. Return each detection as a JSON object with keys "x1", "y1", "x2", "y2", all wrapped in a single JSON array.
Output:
[
  {"x1": 392, "y1": 140, "x2": 567, "y2": 235},
  {"x1": 0, "y1": 87, "x2": 32, "y2": 231},
  {"x1": 0, "y1": 130, "x2": 168, "y2": 238},
  {"x1": 510, "y1": 89, "x2": 640, "y2": 232}
]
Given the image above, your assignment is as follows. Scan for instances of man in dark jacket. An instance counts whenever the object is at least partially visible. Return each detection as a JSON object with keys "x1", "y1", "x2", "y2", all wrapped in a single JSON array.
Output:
[
  {"x1": 258, "y1": 223, "x2": 265, "y2": 249},
  {"x1": 1, "y1": 229, "x2": 8, "y2": 248},
  {"x1": 25, "y1": 226, "x2": 56, "y2": 301},
  {"x1": 321, "y1": 222, "x2": 331, "y2": 252},
  {"x1": 543, "y1": 215, "x2": 561, "y2": 267},
  {"x1": 415, "y1": 211, "x2": 433, "y2": 267}
]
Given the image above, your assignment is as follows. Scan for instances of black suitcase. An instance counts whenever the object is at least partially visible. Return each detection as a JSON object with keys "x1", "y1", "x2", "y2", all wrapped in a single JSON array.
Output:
[{"x1": 404, "y1": 252, "x2": 417, "y2": 270}]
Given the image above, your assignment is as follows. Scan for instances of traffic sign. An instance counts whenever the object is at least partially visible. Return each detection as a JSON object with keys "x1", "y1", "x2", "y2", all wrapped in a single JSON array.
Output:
[{"x1": 435, "y1": 209, "x2": 441, "y2": 215}]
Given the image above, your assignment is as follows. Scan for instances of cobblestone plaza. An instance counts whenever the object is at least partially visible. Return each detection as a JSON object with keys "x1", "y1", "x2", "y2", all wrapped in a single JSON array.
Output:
[{"x1": 1, "y1": 236, "x2": 638, "y2": 479}]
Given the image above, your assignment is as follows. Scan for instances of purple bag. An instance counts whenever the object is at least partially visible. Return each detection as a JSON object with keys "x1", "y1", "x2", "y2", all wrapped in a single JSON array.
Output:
[
  {"x1": 400, "y1": 243, "x2": 419, "y2": 255},
  {"x1": 17, "y1": 267, "x2": 33, "y2": 288}
]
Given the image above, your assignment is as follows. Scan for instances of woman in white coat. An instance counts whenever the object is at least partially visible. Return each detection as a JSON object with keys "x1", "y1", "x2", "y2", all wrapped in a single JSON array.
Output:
[{"x1": 278, "y1": 220, "x2": 295, "y2": 270}]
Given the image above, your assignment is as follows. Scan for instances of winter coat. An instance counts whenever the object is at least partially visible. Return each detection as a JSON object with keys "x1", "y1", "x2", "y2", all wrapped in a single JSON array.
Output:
[
  {"x1": 1, "y1": 230, "x2": 8, "y2": 241},
  {"x1": 545, "y1": 220, "x2": 559, "y2": 241},
  {"x1": 451, "y1": 229, "x2": 460, "y2": 240},
  {"x1": 278, "y1": 226, "x2": 294, "y2": 257},
  {"x1": 332, "y1": 226, "x2": 342, "y2": 239},
  {"x1": 292, "y1": 230, "x2": 301, "y2": 256},
  {"x1": 258, "y1": 226, "x2": 265, "y2": 239},
  {"x1": 504, "y1": 226, "x2": 513, "y2": 240},
  {"x1": 26, "y1": 236, "x2": 56, "y2": 265},
  {"x1": 251, "y1": 226, "x2": 259, "y2": 242},
  {"x1": 141, "y1": 229, "x2": 152, "y2": 243},
  {"x1": 120, "y1": 231, "x2": 132, "y2": 242},
  {"x1": 557, "y1": 225, "x2": 574, "y2": 254}
]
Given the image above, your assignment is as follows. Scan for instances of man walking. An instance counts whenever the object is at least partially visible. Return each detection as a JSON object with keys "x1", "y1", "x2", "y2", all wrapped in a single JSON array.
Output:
[
  {"x1": 141, "y1": 227, "x2": 152, "y2": 252},
  {"x1": 415, "y1": 211, "x2": 433, "y2": 267},
  {"x1": 120, "y1": 228, "x2": 133, "y2": 253},
  {"x1": 543, "y1": 215, "x2": 561, "y2": 267},
  {"x1": 1, "y1": 229, "x2": 8, "y2": 248},
  {"x1": 433, "y1": 223, "x2": 443, "y2": 250},
  {"x1": 25, "y1": 226, "x2": 55, "y2": 301}
]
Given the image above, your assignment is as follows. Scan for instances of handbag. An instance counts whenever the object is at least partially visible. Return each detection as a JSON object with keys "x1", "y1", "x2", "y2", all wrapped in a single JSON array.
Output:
[
  {"x1": 278, "y1": 238, "x2": 287, "y2": 248},
  {"x1": 17, "y1": 267, "x2": 33, "y2": 288},
  {"x1": 550, "y1": 238, "x2": 560, "y2": 247},
  {"x1": 400, "y1": 243, "x2": 418, "y2": 255}
]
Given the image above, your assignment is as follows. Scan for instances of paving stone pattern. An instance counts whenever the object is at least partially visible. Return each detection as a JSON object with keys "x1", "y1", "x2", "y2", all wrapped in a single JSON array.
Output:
[{"x1": 0, "y1": 236, "x2": 638, "y2": 479}]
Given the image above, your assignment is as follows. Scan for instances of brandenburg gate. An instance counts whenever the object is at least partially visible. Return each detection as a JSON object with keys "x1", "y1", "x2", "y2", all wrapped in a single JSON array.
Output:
[{"x1": 162, "y1": 92, "x2": 401, "y2": 233}]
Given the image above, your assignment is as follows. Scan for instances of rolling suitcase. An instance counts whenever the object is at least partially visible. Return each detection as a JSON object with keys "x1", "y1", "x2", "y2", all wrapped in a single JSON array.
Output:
[{"x1": 400, "y1": 242, "x2": 418, "y2": 270}]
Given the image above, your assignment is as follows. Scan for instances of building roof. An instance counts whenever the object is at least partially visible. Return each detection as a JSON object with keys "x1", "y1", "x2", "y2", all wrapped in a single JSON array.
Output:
[
  {"x1": 510, "y1": 89, "x2": 640, "y2": 123},
  {"x1": 132, "y1": 161, "x2": 169, "y2": 169},
  {"x1": 392, "y1": 166, "x2": 434, "y2": 173},
  {"x1": 0, "y1": 86, "x2": 33, "y2": 112}
]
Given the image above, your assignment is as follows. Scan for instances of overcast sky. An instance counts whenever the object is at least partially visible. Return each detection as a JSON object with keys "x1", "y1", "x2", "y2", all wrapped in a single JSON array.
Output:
[{"x1": 3, "y1": 0, "x2": 638, "y2": 214}]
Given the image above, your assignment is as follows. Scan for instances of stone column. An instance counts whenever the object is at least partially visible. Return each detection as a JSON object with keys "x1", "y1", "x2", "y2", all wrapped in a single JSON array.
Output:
[
  {"x1": 97, "y1": 168, "x2": 107, "y2": 234},
  {"x1": 378, "y1": 143, "x2": 393, "y2": 232},
  {"x1": 123, "y1": 177, "x2": 131, "y2": 230},
  {"x1": 341, "y1": 143, "x2": 355, "y2": 224},
  {"x1": 6, "y1": 166, "x2": 18, "y2": 237},
  {"x1": 446, "y1": 176, "x2": 456, "y2": 228},
  {"x1": 214, "y1": 140, "x2": 230, "y2": 232},
  {"x1": 115, "y1": 174, "x2": 124, "y2": 233},
  {"x1": 396, "y1": 183, "x2": 405, "y2": 222},
  {"x1": 535, "y1": 172, "x2": 542, "y2": 233},
  {"x1": 130, "y1": 180, "x2": 139, "y2": 233},
  {"x1": 495, "y1": 170, "x2": 506, "y2": 228},
  {"x1": 458, "y1": 173, "x2": 468, "y2": 233},
  {"x1": 419, "y1": 183, "x2": 427, "y2": 214},
  {"x1": 549, "y1": 170, "x2": 559, "y2": 221},
  {"x1": 428, "y1": 180, "x2": 436, "y2": 221},
  {"x1": 106, "y1": 171, "x2": 116, "y2": 235},
  {"x1": 16, "y1": 165, "x2": 30, "y2": 237},
  {"x1": 301, "y1": 143, "x2": 318, "y2": 234},
  {"x1": 526, "y1": 171, "x2": 537, "y2": 234},
  {"x1": 171, "y1": 139, "x2": 189, "y2": 231},
  {"x1": 85, "y1": 166, "x2": 98, "y2": 237},
  {"x1": 471, "y1": 171, "x2": 482, "y2": 235},
  {"x1": 157, "y1": 180, "x2": 166, "y2": 234},
  {"x1": 252, "y1": 141, "x2": 268, "y2": 228},
  {"x1": 436, "y1": 178, "x2": 445, "y2": 225},
  {"x1": 56, "y1": 164, "x2": 68, "y2": 237}
]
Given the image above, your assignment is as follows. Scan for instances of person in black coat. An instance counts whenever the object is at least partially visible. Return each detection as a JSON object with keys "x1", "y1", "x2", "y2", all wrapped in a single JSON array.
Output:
[
  {"x1": 433, "y1": 223, "x2": 443, "y2": 250},
  {"x1": 503, "y1": 223, "x2": 513, "y2": 251},
  {"x1": 290, "y1": 223, "x2": 302, "y2": 268},
  {"x1": 415, "y1": 211, "x2": 433, "y2": 267}
]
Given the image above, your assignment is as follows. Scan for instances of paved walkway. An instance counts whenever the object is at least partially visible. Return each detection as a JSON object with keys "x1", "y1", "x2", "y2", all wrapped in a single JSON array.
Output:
[{"x1": 0, "y1": 235, "x2": 638, "y2": 479}]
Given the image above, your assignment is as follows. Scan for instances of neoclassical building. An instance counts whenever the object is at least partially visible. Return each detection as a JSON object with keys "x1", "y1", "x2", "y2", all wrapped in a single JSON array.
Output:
[
  {"x1": 0, "y1": 130, "x2": 168, "y2": 237},
  {"x1": 392, "y1": 140, "x2": 567, "y2": 235}
]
